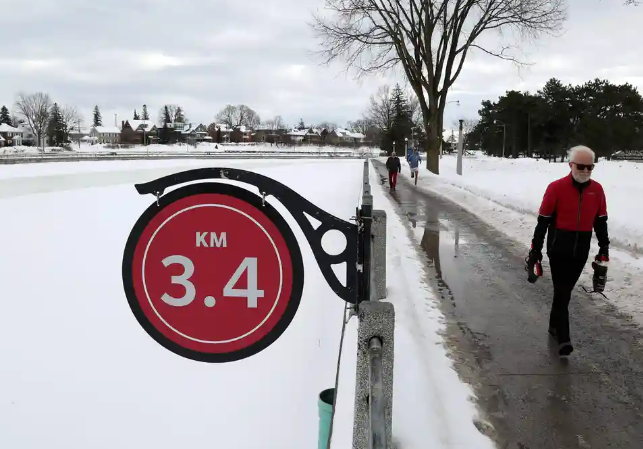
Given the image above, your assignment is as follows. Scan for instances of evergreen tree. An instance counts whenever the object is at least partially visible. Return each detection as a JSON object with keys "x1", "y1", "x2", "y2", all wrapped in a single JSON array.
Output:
[
  {"x1": 93, "y1": 105, "x2": 102, "y2": 127},
  {"x1": 297, "y1": 118, "x2": 306, "y2": 130},
  {"x1": 47, "y1": 103, "x2": 66, "y2": 146},
  {"x1": 142, "y1": 104, "x2": 149, "y2": 120},
  {"x1": 175, "y1": 106, "x2": 185, "y2": 123},
  {"x1": 133, "y1": 109, "x2": 140, "y2": 120},
  {"x1": 216, "y1": 127, "x2": 222, "y2": 143},
  {"x1": 388, "y1": 84, "x2": 413, "y2": 155},
  {"x1": 0, "y1": 106, "x2": 11, "y2": 125},
  {"x1": 163, "y1": 105, "x2": 172, "y2": 124},
  {"x1": 159, "y1": 123, "x2": 170, "y2": 144}
]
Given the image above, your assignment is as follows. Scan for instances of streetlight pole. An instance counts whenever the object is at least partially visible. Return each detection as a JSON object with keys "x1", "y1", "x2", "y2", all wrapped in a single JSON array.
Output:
[
  {"x1": 494, "y1": 120, "x2": 506, "y2": 158},
  {"x1": 456, "y1": 119, "x2": 464, "y2": 175}
]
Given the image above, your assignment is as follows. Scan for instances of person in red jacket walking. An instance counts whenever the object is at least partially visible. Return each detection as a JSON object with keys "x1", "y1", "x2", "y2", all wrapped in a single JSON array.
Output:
[
  {"x1": 527, "y1": 145, "x2": 610, "y2": 357},
  {"x1": 385, "y1": 151, "x2": 401, "y2": 191}
]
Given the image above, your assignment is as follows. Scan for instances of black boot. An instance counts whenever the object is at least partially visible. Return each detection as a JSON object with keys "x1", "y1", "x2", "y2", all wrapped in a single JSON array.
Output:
[{"x1": 558, "y1": 341, "x2": 574, "y2": 357}]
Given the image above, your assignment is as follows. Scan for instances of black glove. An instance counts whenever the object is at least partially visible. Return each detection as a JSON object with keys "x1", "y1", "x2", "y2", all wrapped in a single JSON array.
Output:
[
  {"x1": 596, "y1": 247, "x2": 609, "y2": 262},
  {"x1": 525, "y1": 248, "x2": 543, "y2": 284},
  {"x1": 528, "y1": 248, "x2": 542, "y2": 263}
]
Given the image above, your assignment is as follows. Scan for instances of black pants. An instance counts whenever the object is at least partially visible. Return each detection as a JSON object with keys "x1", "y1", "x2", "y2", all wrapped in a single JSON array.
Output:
[{"x1": 548, "y1": 254, "x2": 588, "y2": 343}]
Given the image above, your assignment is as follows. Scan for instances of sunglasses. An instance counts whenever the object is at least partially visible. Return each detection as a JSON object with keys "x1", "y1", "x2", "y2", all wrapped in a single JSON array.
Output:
[{"x1": 572, "y1": 162, "x2": 595, "y2": 171}]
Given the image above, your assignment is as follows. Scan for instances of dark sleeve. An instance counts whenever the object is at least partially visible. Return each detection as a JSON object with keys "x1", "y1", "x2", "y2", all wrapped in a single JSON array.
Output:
[
  {"x1": 385, "y1": 158, "x2": 391, "y2": 170},
  {"x1": 594, "y1": 189, "x2": 610, "y2": 253},
  {"x1": 531, "y1": 183, "x2": 557, "y2": 252}
]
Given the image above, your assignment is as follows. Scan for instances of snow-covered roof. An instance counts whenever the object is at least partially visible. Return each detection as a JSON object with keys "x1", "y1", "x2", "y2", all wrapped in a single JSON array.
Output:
[
  {"x1": 0, "y1": 135, "x2": 4, "y2": 141},
  {"x1": 127, "y1": 120, "x2": 155, "y2": 131},
  {"x1": 93, "y1": 126, "x2": 121, "y2": 134},
  {"x1": 0, "y1": 123, "x2": 21, "y2": 133},
  {"x1": 288, "y1": 129, "x2": 307, "y2": 136},
  {"x1": 334, "y1": 128, "x2": 364, "y2": 139}
]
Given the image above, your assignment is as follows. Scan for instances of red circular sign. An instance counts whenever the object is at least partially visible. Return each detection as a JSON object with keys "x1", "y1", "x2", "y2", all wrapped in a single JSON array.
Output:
[{"x1": 122, "y1": 183, "x2": 304, "y2": 363}]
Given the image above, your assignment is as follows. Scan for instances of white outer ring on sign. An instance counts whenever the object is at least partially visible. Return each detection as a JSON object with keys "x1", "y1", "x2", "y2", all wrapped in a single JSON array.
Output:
[{"x1": 141, "y1": 203, "x2": 284, "y2": 345}]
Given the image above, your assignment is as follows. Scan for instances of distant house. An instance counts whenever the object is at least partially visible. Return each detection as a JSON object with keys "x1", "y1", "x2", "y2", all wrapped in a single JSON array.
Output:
[
  {"x1": 305, "y1": 127, "x2": 325, "y2": 144},
  {"x1": 17, "y1": 124, "x2": 37, "y2": 145},
  {"x1": 252, "y1": 128, "x2": 284, "y2": 144},
  {"x1": 287, "y1": 128, "x2": 306, "y2": 142},
  {"x1": 329, "y1": 128, "x2": 365, "y2": 145},
  {"x1": 120, "y1": 120, "x2": 157, "y2": 145},
  {"x1": 68, "y1": 127, "x2": 92, "y2": 142},
  {"x1": 91, "y1": 126, "x2": 121, "y2": 144},
  {"x1": 0, "y1": 123, "x2": 23, "y2": 146},
  {"x1": 177, "y1": 122, "x2": 208, "y2": 143}
]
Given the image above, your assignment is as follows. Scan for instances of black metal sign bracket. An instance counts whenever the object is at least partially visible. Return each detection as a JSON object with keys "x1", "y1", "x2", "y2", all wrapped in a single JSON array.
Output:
[{"x1": 134, "y1": 167, "x2": 359, "y2": 304}]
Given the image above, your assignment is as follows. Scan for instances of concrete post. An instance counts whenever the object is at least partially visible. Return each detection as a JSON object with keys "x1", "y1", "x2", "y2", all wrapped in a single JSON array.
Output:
[
  {"x1": 371, "y1": 210, "x2": 387, "y2": 300},
  {"x1": 363, "y1": 160, "x2": 371, "y2": 196},
  {"x1": 352, "y1": 301, "x2": 395, "y2": 449}
]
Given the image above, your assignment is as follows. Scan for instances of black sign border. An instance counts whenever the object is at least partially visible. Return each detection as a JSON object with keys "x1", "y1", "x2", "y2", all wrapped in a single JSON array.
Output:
[{"x1": 122, "y1": 182, "x2": 305, "y2": 363}]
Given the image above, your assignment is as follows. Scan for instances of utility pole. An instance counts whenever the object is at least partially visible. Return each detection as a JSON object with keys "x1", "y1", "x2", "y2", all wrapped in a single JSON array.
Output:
[
  {"x1": 456, "y1": 119, "x2": 464, "y2": 175},
  {"x1": 527, "y1": 113, "x2": 532, "y2": 158}
]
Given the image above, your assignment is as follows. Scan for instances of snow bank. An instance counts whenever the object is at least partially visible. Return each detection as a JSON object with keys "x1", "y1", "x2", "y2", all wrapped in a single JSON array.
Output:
[
  {"x1": 2, "y1": 142, "x2": 380, "y2": 156},
  {"x1": 360, "y1": 165, "x2": 495, "y2": 449},
  {"x1": 396, "y1": 154, "x2": 643, "y2": 326},
  {"x1": 0, "y1": 161, "x2": 363, "y2": 449},
  {"x1": 423, "y1": 154, "x2": 643, "y2": 254}
]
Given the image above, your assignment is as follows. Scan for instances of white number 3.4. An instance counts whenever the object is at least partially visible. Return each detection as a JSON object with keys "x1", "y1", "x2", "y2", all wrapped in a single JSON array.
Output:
[{"x1": 160, "y1": 256, "x2": 265, "y2": 308}]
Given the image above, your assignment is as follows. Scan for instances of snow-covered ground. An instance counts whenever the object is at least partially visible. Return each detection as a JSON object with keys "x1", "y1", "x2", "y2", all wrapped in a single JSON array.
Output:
[
  {"x1": 2, "y1": 142, "x2": 380, "y2": 156},
  {"x1": 0, "y1": 158, "x2": 493, "y2": 449},
  {"x1": 396, "y1": 153, "x2": 643, "y2": 325}
]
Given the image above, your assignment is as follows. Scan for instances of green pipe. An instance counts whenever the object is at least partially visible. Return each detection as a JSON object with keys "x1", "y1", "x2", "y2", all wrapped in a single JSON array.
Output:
[{"x1": 318, "y1": 388, "x2": 335, "y2": 449}]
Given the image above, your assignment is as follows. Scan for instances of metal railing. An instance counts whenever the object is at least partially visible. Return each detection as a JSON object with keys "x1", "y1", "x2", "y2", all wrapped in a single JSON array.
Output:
[{"x1": 353, "y1": 159, "x2": 392, "y2": 449}]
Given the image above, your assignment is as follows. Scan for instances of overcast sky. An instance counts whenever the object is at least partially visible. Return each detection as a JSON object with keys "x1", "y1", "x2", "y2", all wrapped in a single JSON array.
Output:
[{"x1": 0, "y1": 0, "x2": 641, "y2": 132}]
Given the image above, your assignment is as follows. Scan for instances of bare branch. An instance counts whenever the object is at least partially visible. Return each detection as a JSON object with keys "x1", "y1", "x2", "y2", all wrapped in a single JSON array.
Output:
[
  {"x1": 61, "y1": 105, "x2": 83, "y2": 132},
  {"x1": 310, "y1": 0, "x2": 567, "y2": 173},
  {"x1": 14, "y1": 92, "x2": 52, "y2": 151},
  {"x1": 364, "y1": 85, "x2": 395, "y2": 130}
]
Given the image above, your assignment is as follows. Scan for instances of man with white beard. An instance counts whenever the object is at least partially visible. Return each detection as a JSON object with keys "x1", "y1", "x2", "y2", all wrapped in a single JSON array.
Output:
[{"x1": 526, "y1": 145, "x2": 610, "y2": 357}]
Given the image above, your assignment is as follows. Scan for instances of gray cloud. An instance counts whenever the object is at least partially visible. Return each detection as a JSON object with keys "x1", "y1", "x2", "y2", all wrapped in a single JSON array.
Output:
[{"x1": 0, "y1": 0, "x2": 641, "y2": 131}]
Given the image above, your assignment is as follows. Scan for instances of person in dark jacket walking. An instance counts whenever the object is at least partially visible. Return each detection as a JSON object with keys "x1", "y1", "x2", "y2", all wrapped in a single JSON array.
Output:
[
  {"x1": 385, "y1": 151, "x2": 401, "y2": 191},
  {"x1": 527, "y1": 145, "x2": 610, "y2": 357}
]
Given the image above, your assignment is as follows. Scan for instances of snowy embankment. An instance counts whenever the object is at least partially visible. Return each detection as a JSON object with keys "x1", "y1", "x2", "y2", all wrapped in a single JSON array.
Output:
[
  {"x1": 0, "y1": 158, "x2": 353, "y2": 198},
  {"x1": 3, "y1": 142, "x2": 380, "y2": 156},
  {"x1": 0, "y1": 160, "x2": 356, "y2": 449},
  {"x1": 396, "y1": 154, "x2": 643, "y2": 325}
]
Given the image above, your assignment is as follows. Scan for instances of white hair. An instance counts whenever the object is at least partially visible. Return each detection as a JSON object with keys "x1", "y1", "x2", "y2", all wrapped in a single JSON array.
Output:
[{"x1": 568, "y1": 145, "x2": 595, "y2": 163}]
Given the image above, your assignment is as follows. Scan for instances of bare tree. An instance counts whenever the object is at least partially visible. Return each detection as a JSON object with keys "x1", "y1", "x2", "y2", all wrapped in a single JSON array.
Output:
[
  {"x1": 312, "y1": 0, "x2": 567, "y2": 174},
  {"x1": 262, "y1": 115, "x2": 286, "y2": 130},
  {"x1": 216, "y1": 104, "x2": 261, "y2": 129},
  {"x1": 349, "y1": 118, "x2": 373, "y2": 134},
  {"x1": 61, "y1": 105, "x2": 84, "y2": 133},
  {"x1": 241, "y1": 105, "x2": 261, "y2": 129},
  {"x1": 451, "y1": 117, "x2": 479, "y2": 148},
  {"x1": 272, "y1": 115, "x2": 285, "y2": 130},
  {"x1": 318, "y1": 121, "x2": 338, "y2": 130},
  {"x1": 15, "y1": 92, "x2": 52, "y2": 151},
  {"x1": 364, "y1": 85, "x2": 394, "y2": 131}
]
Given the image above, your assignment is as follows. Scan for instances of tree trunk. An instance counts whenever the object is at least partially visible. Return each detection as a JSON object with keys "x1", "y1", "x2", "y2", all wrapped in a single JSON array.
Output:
[{"x1": 425, "y1": 123, "x2": 440, "y2": 174}]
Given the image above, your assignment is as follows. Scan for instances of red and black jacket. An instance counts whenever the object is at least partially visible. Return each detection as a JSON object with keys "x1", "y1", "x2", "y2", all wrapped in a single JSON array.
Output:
[
  {"x1": 532, "y1": 173, "x2": 610, "y2": 258},
  {"x1": 386, "y1": 156, "x2": 401, "y2": 173}
]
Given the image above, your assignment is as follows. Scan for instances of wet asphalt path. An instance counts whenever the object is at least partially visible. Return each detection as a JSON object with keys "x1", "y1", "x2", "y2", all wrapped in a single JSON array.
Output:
[{"x1": 373, "y1": 161, "x2": 643, "y2": 449}]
